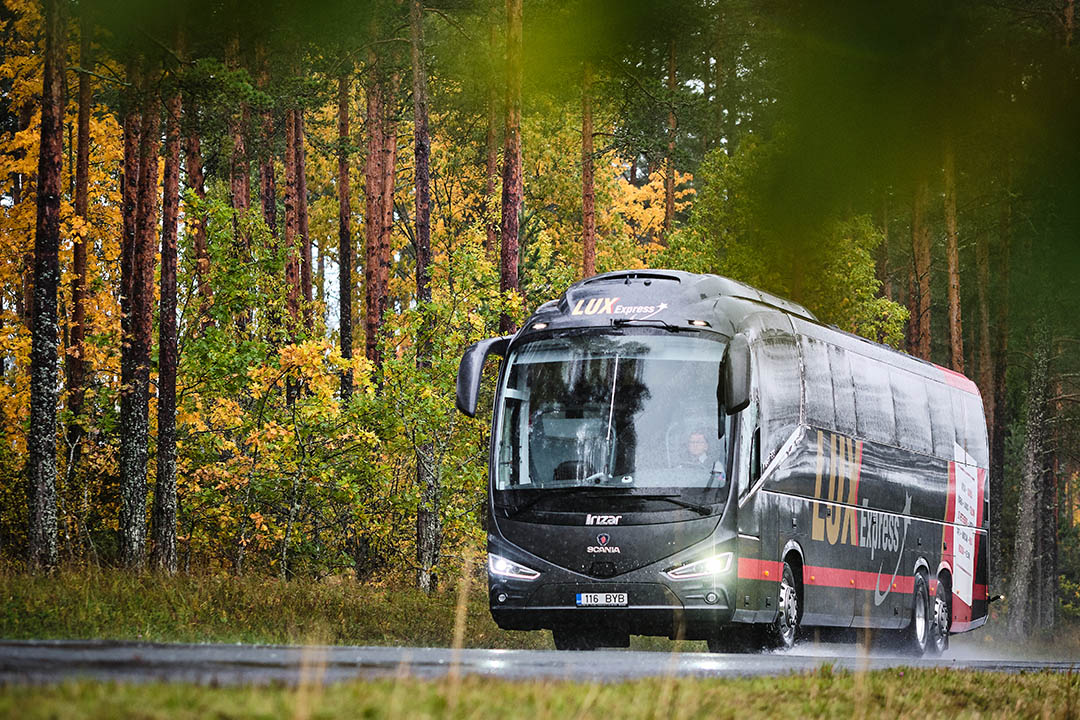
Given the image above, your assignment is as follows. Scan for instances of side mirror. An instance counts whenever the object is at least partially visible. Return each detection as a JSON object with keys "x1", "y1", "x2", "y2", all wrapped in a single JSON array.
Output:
[
  {"x1": 723, "y1": 334, "x2": 751, "y2": 415},
  {"x1": 456, "y1": 335, "x2": 511, "y2": 417}
]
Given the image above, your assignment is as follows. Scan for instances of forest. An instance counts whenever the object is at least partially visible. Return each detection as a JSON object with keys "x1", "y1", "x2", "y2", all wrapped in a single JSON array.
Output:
[{"x1": 2, "y1": 0, "x2": 1079, "y2": 639}]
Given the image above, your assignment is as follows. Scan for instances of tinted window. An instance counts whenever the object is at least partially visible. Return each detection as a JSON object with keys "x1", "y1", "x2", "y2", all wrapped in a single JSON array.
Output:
[
  {"x1": 890, "y1": 369, "x2": 933, "y2": 454},
  {"x1": 961, "y1": 392, "x2": 989, "y2": 467},
  {"x1": 828, "y1": 343, "x2": 857, "y2": 436},
  {"x1": 801, "y1": 336, "x2": 834, "y2": 430},
  {"x1": 756, "y1": 336, "x2": 801, "y2": 465},
  {"x1": 925, "y1": 380, "x2": 955, "y2": 459},
  {"x1": 850, "y1": 352, "x2": 897, "y2": 445}
]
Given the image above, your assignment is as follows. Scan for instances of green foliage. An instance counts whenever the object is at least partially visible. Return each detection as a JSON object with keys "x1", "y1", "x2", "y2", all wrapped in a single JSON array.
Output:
[{"x1": 661, "y1": 143, "x2": 908, "y2": 347}]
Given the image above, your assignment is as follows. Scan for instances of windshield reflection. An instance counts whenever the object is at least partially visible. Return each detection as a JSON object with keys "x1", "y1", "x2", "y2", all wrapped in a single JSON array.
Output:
[{"x1": 494, "y1": 333, "x2": 730, "y2": 510}]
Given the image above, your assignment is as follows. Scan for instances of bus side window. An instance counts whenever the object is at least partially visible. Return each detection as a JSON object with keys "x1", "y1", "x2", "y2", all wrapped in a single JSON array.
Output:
[
  {"x1": 827, "y1": 343, "x2": 857, "y2": 437},
  {"x1": 737, "y1": 401, "x2": 758, "y2": 498},
  {"x1": 850, "y1": 352, "x2": 897, "y2": 446},
  {"x1": 801, "y1": 336, "x2": 834, "y2": 431},
  {"x1": 962, "y1": 392, "x2": 990, "y2": 467},
  {"x1": 926, "y1": 379, "x2": 955, "y2": 460},
  {"x1": 891, "y1": 369, "x2": 933, "y2": 455},
  {"x1": 756, "y1": 336, "x2": 800, "y2": 466},
  {"x1": 750, "y1": 427, "x2": 761, "y2": 486}
]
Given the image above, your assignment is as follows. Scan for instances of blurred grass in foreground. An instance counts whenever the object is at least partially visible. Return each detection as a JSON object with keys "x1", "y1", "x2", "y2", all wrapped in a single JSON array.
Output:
[
  {"x1": 2, "y1": 667, "x2": 1080, "y2": 720},
  {"x1": 1, "y1": 566, "x2": 1078, "y2": 656}
]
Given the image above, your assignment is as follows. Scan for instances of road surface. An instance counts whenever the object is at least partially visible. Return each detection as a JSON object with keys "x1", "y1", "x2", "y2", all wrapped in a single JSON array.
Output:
[{"x1": 1, "y1": 639, "x2": 1076, "y2": 686}]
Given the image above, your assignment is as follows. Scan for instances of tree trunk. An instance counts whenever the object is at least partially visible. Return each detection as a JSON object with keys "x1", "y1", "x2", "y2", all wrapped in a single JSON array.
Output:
[
  {"x1": 911, "y1": 179, "x2": 932, "y2": 360},
  {"x1": 1007, "y1": 322, "x2": 1051, "y2": 638},
  {"x1": 152, "y1": 78, "x2": 181, "y2": 574},
  {"x1": 581, "y1": 61, "x2": 596, "y2": 279},
  {"x1": 296, "y1": 109, "x2": 312, "y2": 328},
  {"x1": 67, "y1": 11, "x2": 91, "y2": 449},
  {"x1": 284, "y1": 104, "x2": 301, "y2": 328},
  {"x1": 411, "y1": 0, "x2": 440, "y2": 593},
  {"x1": 27, "y1": 0, "x2": 65, "y2": 570},
  {"x1": 484, "y1": 20, "x2": 499, "y2": 259},
  {"x1": 256, "y1": 43, "x2": 276, "y2": 239},
  {"x1": 337, "y1": 70, "x2": 353, "y2": 401},
  {"x1": 226, "y1": 34, "x2": 250, "y2": 228},
  {"x1": 991, "y1": 172, "x2": 1012, "y2": 586},
  {"x1": 879, "y1": 193, "x2": 892, "y2": 301},
  {"x1": 364, "y1": 58, "x2": 385, "y2": 366},
  {"x1": 944, "y1": 141, "x2": 964, "y2": 372},
  {"x1": 120, "y1": 66, "x2": 160, "y2": 571},
  {"x1": 663, "y1": 38, "x2": 676, "y2": 238},
  {"x1": 184, "y1": 98, "x2": 212, "y2": 324},
  {"x1": 975, "y1": 230, "x2": 998, "y2": 575},
  {"x1": 499, "y1": 0, "x2": 523, "y2": 334}
]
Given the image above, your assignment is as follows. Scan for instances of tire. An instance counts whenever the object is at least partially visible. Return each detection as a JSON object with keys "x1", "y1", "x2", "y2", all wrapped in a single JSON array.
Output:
[
  {"x1": 928, "y1": 577, "x2": 950, "y2": 656},
  {"x1": 763, "y1": 561, "x2": 799, "y2": 651},
  {"x1": 552, "y1": 628, "x2": 598, "y2": 651},
  {"x1": 901, "y1": 573, "x2": 931, "y2": 656}
]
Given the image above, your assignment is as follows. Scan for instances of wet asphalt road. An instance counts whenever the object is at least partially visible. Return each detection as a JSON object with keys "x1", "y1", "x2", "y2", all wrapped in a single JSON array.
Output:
[{"x1": 1, "y1": 639, "x2": 1077, "y2": 686}]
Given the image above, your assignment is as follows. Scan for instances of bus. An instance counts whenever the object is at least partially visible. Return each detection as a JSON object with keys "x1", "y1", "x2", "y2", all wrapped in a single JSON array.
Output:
[{"x1": 455, "y1": 270, "x2": 989, "y2": 654}]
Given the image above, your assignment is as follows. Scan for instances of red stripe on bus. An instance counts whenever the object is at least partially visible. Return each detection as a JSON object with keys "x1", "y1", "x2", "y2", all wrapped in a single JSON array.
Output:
[
  {"x1": 936, "y1": 364, "x2": 980, "y2": 394},
  {"x1": 737, "y1": 557, "x2": 783, "y2": 580},
  {"x1": 803, "y1": 566, "x2": 915, "y2": 593}
]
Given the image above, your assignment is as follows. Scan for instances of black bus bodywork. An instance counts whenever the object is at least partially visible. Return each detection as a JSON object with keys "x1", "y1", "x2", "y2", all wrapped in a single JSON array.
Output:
[{"x1": 456, "y1": 271, "x2": 989, "y2": 654}]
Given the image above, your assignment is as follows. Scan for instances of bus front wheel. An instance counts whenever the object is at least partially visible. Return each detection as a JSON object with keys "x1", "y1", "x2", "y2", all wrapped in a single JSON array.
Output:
[{"x1": 763, "y1": 561, "x2": 799, "y2": 651}]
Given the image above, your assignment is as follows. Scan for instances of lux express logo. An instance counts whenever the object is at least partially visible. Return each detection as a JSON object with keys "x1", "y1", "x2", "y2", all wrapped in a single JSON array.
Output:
[
  {"x1": 587, "y1": 533, "x2": 621, "y2": 553},
  {"x1": 570, "y1": 296, "x2": 668, "y2": 320},
  {"x1": 811, "y1": 430, "x2": 912, "y2": 606}
]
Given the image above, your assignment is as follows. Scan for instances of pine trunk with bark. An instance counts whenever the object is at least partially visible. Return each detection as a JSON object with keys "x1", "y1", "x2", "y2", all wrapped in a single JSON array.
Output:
[
  {"x1": 484, "y1": 21, "x2": 499, "y2": 259},
  {"x1": 67, "y1": 11, "x2": 91, "y2": 451},
  {"x1": 911, "y1": 179, "x2": 932, "y2": 360},
  {"x1": 663, "y1": 39, "x2": 676, "y2": 238},
  {"x1": 256, "y1": 43, "x2": 277, "y2": 238},
  {"x1": 227, "y1": 35, "x2": 251, "y2": 228},
  {"x1": 152, "y1": 74, "x2": 181, "y2": 573},
  {"x1": 119, "y1": 67, "x2": 160, "y2": 570},
  {"x1": 581, "y1": 61, "x2": 596, "y2": 279},
  {"x1": 1007, "y1": 323, "x2": 1052, "y2": 637},
  {"x1": 284, "y1": 105, "x2": 301, "y2": 327},
  {"x1": 944, "y1": 142, "x2": 964, "y2": 372},
  {"x1": 411, "y1": 0, "x2": 440, "y2": 593},
  {"x1": 337, "y1": 70, "x2": 353, "y2": 401},
  {"x1": 990, "y1": 170, "x2": 1012, "y2": 584},
  {"x1": 363, "y1": 60, "x2": 385, "y2": 366},
  {"x1": 184, "y1": 98, "x2": 211, "y2": 325},
  {"x1": 499, "y1": 0, "x2": 523, "y2": 334},
  {"x1": 296, "y1": 109, "x2": 312, "y2": 328},
  {"x1": 27, "y1": 0, "x2": 65, "y2": 570}
]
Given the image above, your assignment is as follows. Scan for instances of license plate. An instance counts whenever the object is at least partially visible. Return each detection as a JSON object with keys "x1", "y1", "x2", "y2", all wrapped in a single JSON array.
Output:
[{"x1": 576, "y1": 592, "x2": 628, "y2": 606}]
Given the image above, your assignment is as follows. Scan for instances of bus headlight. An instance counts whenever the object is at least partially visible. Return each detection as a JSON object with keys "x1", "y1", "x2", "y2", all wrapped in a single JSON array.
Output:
[
  {"x1": 664, "y1": 553, "x2": 733, "y2": 580},
  {"x1": 488, "y1": 553, "x2": 541, "y2": 580}
]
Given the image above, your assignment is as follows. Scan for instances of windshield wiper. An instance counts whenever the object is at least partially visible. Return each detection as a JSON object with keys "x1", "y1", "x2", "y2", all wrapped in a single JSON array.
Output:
[
  {"x1": 500, "y1": 485, "x2": 623, "y2": 520},
  {"x1": 581, "y1": 490, "x2": 714, "y2": 516},
  {"x1": 611, "y1": 318, "x2": 690, "y2": 332}
]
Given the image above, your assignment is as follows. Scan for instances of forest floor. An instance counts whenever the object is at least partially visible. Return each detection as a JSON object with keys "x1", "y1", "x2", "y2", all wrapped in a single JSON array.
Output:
[
  {"x1": 3, "y1": 667, "x2": 1080, "y2": 719},
  {"x1": 0, "y1": 566, "x2": 1076, "y2": 655}
]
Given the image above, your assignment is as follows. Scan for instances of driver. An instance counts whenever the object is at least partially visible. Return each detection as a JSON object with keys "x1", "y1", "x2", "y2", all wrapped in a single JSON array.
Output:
[{"x1": 683, "y1": 428, "x2": 726, "y2": 487}]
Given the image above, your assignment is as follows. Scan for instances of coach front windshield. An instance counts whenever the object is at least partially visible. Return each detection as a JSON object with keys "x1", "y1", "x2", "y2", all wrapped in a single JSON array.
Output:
[{"x1": 494, "y1": 333, "x2": 730, "y2": 495}]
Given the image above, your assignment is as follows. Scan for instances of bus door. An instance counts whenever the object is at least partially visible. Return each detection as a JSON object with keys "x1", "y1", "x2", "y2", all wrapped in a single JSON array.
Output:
[{"x1": 733, "y1": 398, "x2": 776, "y2": 623}]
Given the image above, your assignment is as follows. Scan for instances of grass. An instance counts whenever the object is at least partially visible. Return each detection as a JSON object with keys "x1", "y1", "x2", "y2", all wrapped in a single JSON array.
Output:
[
  {"x1": 2, "y1": 667, "x2": 1080, "y2": 719},
  {"x1": 0, "y1": 565, "x2": 692, "y2": 650},
  {"x1": 1, "y1": 566, "x2": 1077, "y2": 656}
]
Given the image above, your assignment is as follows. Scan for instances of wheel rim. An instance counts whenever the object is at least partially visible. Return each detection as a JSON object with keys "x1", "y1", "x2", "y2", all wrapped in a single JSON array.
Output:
[
  {"x1": 778, "y1": 574, "x2": 797, "y2": 647},
  {"x1": 915, "y1": 589, "x2": 927, "y2": 646},
  {"x1": 933, "y1": 592, "x2": 949, "y2": 649}
]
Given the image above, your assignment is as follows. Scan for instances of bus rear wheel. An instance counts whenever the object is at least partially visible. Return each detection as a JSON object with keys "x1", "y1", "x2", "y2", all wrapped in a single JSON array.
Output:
[
  {"x1": 901, "y1": 573, "x2": 931, "y2": 656},
  {"x1": 928, "y1": 578, "x2": 950, "y2": 656},
  {"x1": 763, "y1": 561, "x2": 799, "y2": 651}
]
